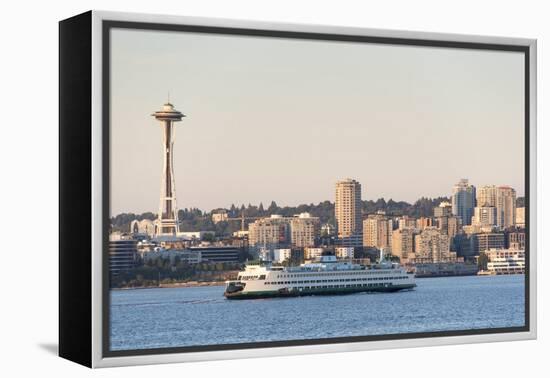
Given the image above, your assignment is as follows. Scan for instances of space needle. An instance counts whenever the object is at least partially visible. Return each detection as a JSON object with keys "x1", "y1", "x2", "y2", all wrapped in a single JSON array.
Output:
[{"x1": 152, "y1": 100, "x2": 185, "y2": 236}]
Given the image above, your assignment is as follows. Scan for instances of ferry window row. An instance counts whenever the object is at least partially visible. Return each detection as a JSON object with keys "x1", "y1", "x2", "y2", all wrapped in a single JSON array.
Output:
[
  {"x1": 283, "y1": 283, "x2": 394, "y2": 290},
  {"x1": 274, "y1": 271, "x2": 398, "y2": 278},
  {"x1": 264, "y1": 276, "x2": 409, "y2": 285}
]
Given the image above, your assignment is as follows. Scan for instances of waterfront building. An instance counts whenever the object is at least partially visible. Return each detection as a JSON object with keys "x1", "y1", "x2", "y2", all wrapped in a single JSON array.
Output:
[
  {"x1": 484, "y1": 248, "x2": 525, "y2": 275},
  {"x1": 335, "y1": 246, "x2": 354, "y2": 260},
  {"x1": 363, "y1": 212, "x2": 392, "y2": 252},
  {"x1": 392, "y1": 227, "x2": 415, "y2": 261},
  {"x1": 143, "y1": 249, "x2": 202, "y2": 264},
  {"x1": 109, "y1": 233, "x2": 137, "y2": 275},
  {"x1": 335, "y1": 179, "x2": 362, "y2": 245},
  {"x1": 434, "y1": 201, "x2": 453, "y2": 218},
  {"x1": 211, "y1": 209, "x2": 228, "y2": 224},
  {"x1": 414, "y1": 262, "x2": 478, "y2": 277},
  {"x1": 248, "y1": 215, "x2": 290, "y2": 248},
  {"x1": 414, "y1": 227, "x2": 451, "y2": 263},
  {"x1": 273, "y1": 248, "x2": 292, "y2": 263},
  {"x1": 472, "y1": 206, "x2": 497, "y2": 227},
  {"x1": 473, "y1": 232, "x2": 505, "y2": 254},
  {"x1": 188, "y1": 246, "x2": 240, "y2": 263},
  {"x1": 290, "y1": 213, "x2": 320, "y2": 248},
  {"x1": 304, "y1": 247, "x2": 325, "y2": 260},
  {"x1": 516, "y1": 207, "x2": 526, "y2": 228},
  {"x1": 455, "y1": 232, "x2": 475, "y2": 258},
  {"x1": 451, "y1": 178, "x2": 476, "y2": 226},
  {"x1": 130, "y1": 218, "x2": 156, "y2": 236},
  {"x1": 507, "y1": 230, "x2": 526, "y2": 250},
  {"x1": 152, "y1": 102, "x2": 185, "y2": 236}
]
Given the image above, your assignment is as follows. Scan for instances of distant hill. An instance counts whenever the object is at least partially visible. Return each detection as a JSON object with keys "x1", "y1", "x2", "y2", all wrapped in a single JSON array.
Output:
[{"x1": 110, "y1": 195, "x2": 469, "y2": 234}]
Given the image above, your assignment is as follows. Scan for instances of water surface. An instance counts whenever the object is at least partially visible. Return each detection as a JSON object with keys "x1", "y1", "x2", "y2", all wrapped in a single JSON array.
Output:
[{"x1": 110, "y1": 275, "x2": 525, "y2": 351}]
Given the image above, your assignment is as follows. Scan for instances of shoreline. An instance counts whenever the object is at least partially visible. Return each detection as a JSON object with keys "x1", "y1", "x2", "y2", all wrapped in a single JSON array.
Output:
[
  {"x1": 111, "y1": 281, "x2": 227, "y2": 290},
  {"x1": 111, "y1": 273, "x2": 524, "y2": 291}
]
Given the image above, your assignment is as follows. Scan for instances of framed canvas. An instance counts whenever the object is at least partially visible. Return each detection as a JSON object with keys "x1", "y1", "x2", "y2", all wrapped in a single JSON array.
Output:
[{"x1": 59, "y1": 10, "x2": 537, "y2": 368}]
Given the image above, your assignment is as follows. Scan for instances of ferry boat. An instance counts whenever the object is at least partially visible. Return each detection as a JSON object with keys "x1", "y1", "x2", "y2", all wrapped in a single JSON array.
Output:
[{"x1": 224, "y1": 252, "x2": 416, "y2": 299}]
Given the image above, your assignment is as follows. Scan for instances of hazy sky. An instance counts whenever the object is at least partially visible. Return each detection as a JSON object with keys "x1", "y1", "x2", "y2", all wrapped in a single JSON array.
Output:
[{"x1": 110, "y1": 28, "x2": 525, "y2": 215}]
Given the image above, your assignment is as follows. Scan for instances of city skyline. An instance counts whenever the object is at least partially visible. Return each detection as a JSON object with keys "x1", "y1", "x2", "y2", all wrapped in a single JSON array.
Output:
[{"x1": 110, "y1": 28, "x2": 525, "y2": 215}]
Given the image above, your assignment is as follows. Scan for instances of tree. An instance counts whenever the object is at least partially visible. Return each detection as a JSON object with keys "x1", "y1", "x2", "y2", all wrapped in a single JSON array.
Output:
[
  {"x1": 202, "y1": 233, "x2": 215, "y2": 242},
  {"x1": 268, "y1": 201, "x2": 279, "y2": 213},
  {"x1": 478, "y1": 252, "x2": 489, "y2": 271}
]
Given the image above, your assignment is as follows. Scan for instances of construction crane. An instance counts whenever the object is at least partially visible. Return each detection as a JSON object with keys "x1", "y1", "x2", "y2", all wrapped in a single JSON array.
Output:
[{"x1": 226, "y1": 210, "x2": 262, "y2": 232}]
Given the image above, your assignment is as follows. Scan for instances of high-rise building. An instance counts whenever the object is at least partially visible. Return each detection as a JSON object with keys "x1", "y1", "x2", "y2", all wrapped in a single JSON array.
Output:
[
  {"x1": 414, "y1": 227, "x2": 451, "y2": 263},
  {"x1": 290, "y1": 213, "x2": 321, "y2": 248},
  {"x1": 248, "y1": 215, "x2": 290, "y2": 248},
  {"x1": 434, "y1": 201, "x2": 453, "y2": 218},
  {"x1": 363, "y1": 212, "x2": 392, "y2": 252},
  {"x1": 435, "y1": 215, "x2": 460, "y2": 239},
  {"x1": 392, "y1": 227, "x2": 415, "y2": 260},
  {"x1": 335, "y1": 179, "x2": 362, "y2": 245},
  {"x1": 496, "y1": 186, "x2": 516, "y2": 229},
  {"x1": 516, "y1": 207, "x2": 526, "y2": 228},
  {"x1": 472, "y1": 206, "x2": 497, "y2": 227},
  {"x1": 398, "y1": 215, "x2": 417, "y2": 230},
  {"x1": 451, "y1": 179, "x2": 476, "y2": 226},
  {"x1": 416, "y1": 217, "x2": 433, "y2": 230},
  {"x1": 152, "y1": 102, "x2": 185, "y2": 236},
  {"x1": 477, "y1": 185, "x2": 498, "y2": 207},
  {"x1": 477, "y1": 185, "x2": 517, "y2": 228}
]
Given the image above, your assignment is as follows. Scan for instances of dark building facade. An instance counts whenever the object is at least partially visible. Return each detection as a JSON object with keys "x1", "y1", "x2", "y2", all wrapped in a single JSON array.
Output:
[
  {"x1": 109, "y1": 238, "x2": 138, "y2": 275},
  {"x1": 189, "y1": 246, "x2": 241, "y2": 263},
  {"x1": 473, "y1": 232, "x2": 506, "y2": 254}
]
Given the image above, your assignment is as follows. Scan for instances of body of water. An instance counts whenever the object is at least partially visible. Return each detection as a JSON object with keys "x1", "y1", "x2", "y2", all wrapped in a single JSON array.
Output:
[{"x1": 110, "y1": 274, "x2": 525, "y2": 351}]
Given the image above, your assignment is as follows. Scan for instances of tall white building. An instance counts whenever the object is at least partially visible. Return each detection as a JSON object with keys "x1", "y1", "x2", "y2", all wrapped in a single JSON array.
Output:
[
  {"x1": 414, "y1": 227, "x2": 452, "y2": 263},
  {"x1": 363, "y1": 212, "x2": 392, "y2": 252},
  {"x1": 290, "y1": 213, "x2": 320, "y2": 248},
  {"x1": 248, "y1": 215, "x2": 290, "y2": 247},
  {"x1": 496, "y1": 186, "x2": 516, "y2": 228},
  {"x1": 392, "y1": 227, "x2": 415, "y2": 260},
  {"x1": 335, "y1": 179, "x2": 362, "y2": 244},
  {"x1": 477, "y1": 185, "x2": 516, "y2": 229}
]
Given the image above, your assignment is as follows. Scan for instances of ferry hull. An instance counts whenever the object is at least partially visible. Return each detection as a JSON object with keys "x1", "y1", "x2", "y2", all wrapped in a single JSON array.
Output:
[{"x1": 224, "y1": 283, "x2": 416, "y2": 300}]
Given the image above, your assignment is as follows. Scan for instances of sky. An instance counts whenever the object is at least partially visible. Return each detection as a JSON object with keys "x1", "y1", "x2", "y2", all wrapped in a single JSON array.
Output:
[{"x1": 110, "y1": 28, "x2": 525, "y2": 216}]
